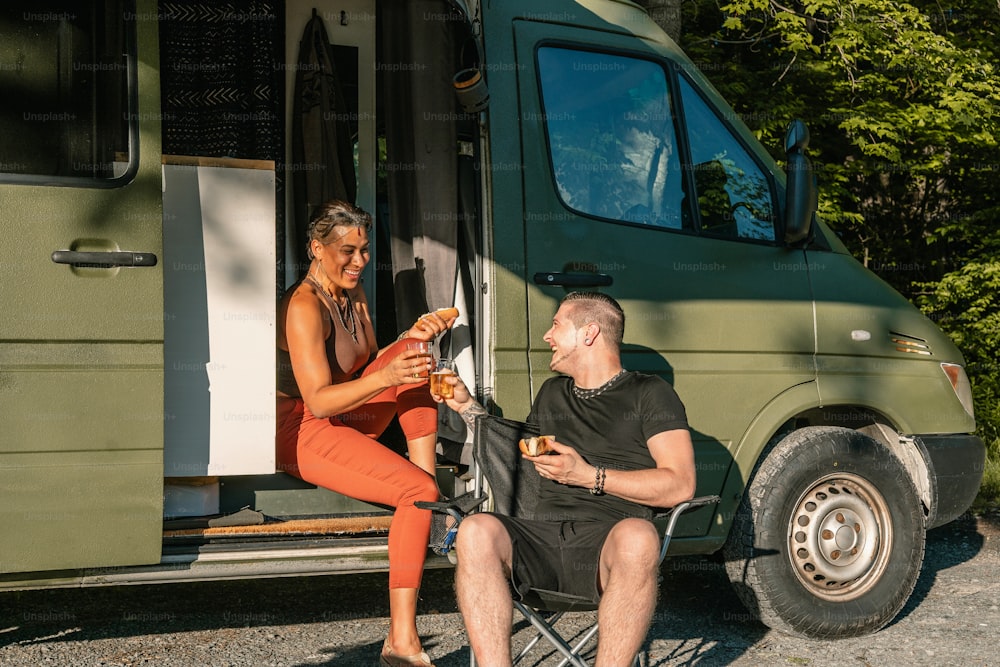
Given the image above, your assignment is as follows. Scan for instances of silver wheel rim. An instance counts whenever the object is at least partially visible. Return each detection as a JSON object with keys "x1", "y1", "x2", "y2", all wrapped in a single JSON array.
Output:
[{"x1": 787, "y1": 474, "x2": 892, "y2": 601}]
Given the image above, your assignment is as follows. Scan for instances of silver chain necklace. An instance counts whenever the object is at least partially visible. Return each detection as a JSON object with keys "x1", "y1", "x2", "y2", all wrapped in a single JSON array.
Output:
[
  {"x1": 572, "y1": 368, "x2": 627, "y2": 400},
  {"x1": 310, "y1": 273, "x2": 359, "y2": 344},
  {"x1": 333, "y1": 290, "x2": 359, "y2": 344}
]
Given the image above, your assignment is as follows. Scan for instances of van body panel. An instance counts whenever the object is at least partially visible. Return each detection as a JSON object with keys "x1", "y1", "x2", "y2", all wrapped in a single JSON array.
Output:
[
  {"x1": 0, "y1": 0, "x2": 164, "y2": 573},
  {"x1": 808, "y1": 250, "x2": 976, "y2": 434}
]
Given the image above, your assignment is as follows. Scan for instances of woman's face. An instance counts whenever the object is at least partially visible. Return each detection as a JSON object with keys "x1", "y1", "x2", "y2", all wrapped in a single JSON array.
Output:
[{"x1": 314, "y1": 225, "x2": 370, "y2": 290}]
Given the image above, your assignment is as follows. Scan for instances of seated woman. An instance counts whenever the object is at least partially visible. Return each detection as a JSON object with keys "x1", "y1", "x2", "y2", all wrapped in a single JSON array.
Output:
[{"x1": 276, "y1": 199, "x2": 455, "y2": 667}]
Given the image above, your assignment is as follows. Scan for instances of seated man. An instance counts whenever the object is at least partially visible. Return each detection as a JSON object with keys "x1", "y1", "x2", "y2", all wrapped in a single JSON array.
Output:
[{"x1": 432, "y1": 291, "x2": 696, "y2": 667}]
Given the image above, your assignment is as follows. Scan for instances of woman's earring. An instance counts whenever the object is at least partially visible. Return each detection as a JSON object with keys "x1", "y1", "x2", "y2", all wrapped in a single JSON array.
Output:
[{"x1": 585, "y1": 339, "x2": 592, "y2": 345}]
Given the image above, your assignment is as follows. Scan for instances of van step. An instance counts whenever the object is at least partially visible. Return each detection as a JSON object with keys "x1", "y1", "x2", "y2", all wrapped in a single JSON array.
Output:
[{"x1": 163, "y1": 514, "x2": 393, "y2": 542}]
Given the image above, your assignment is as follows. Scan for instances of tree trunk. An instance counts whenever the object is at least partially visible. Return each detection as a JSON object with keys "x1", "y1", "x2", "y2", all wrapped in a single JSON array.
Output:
[{"x1": 638, "y1": 0, "x2": 682, "y2": 43}]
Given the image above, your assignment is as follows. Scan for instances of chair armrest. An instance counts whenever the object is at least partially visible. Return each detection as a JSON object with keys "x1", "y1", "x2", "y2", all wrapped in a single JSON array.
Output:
[
  {"x1": 416, "y1": 491, "x2": 488, "y2": 558},
  {"x1": 415, "y1": 489, "x2": 487, "y2": 516},
  {"x1": 656, "y1": 495, "x2": 721, "y2": 563}
]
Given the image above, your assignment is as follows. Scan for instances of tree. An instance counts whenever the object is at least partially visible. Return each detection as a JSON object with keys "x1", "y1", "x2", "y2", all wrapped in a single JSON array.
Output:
[{"x1": 679, "y1": 0, "x2": 1000, "y2": 493}]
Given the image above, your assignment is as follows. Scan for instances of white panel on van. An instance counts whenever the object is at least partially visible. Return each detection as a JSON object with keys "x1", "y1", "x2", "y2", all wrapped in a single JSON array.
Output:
[{"x1": 163, "y1": 158, "x2": 277, "y2": 477}]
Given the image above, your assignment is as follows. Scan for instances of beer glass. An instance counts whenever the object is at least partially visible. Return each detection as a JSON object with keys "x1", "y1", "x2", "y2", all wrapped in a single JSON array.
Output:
[
  {"x1": 430, "y1": 358, "x2": 457, "y2": 398},
  {"x1": 406, "y1": 341, "x2": 433, "y2": 378}
]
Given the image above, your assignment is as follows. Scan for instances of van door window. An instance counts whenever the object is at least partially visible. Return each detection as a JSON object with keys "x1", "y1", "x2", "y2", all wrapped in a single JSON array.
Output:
[
  {"x1": 0, "y1": 1, "x2": 135, "y2": 185},
  {"x1": 536, "y1": 47, "x2": 687, "y2": 230},
  {"x1": 679, "y1": 77, "x2": 776, "y2": 241}
]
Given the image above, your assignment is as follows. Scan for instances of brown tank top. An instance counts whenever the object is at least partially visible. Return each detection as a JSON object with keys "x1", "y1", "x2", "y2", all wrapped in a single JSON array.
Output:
[{"x1": 276, "y1": 277, "x2": 373, "y2": 397}]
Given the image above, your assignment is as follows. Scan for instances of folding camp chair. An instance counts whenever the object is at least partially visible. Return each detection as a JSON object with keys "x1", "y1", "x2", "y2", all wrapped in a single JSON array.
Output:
[{"x1": 419, "y1": 414, "x2": 720, "y2": 667}]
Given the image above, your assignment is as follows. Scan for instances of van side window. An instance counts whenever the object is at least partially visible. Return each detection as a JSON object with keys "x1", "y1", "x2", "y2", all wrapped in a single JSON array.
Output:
[
  {"x1": 537, "y1": 47, "x2": 687, "y2": 230},
  {"x1": 679, "y1": 77, "x2": 776, "y2": 241},
  {"x1": 0, "y1": 1, "x2": 134, "y2": 184}
]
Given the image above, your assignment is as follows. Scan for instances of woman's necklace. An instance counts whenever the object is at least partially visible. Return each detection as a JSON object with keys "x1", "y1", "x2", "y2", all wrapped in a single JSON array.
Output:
[
  {"x1": 572, "y1": 368, "x2": 627, "y2": 400},
  {"x1": 310, "y1": 271, "x2": 359, "y2": 344}
]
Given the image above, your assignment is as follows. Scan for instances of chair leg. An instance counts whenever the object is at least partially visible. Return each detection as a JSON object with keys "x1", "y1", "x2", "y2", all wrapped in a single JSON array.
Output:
[
  {"x1": 514, "y1": 610, "x2": 566, "y2": 664},
  {"x1": 555, "y1": 623, "x2": 599, "y2": 667},
  {"x1": 513, "y1": 602, "x2": 590, "y2": 667}
]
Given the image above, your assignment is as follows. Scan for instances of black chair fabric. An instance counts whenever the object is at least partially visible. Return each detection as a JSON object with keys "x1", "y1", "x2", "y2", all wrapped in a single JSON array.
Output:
[{"x1": 472, "y1": 415, "x2": 540, "y2": 519}]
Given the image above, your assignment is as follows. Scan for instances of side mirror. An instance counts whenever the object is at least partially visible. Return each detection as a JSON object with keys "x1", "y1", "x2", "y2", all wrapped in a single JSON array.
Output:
[{"x1": 784, "y1": 119, "x2": 817, "y2": 245}]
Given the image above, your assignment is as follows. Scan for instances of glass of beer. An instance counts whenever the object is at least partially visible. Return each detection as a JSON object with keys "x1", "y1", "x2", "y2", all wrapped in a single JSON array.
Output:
[
  {"x1": 430, "y1": 358, "x2": 457, "y2": 399},
  {"x1": 406, "y1": 341, "x2": 433, "y2": 378}
]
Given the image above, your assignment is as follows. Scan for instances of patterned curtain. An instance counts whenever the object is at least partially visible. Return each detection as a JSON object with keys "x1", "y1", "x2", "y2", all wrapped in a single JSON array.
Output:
[{"x1": 158, "y1": 0, "x2": 284, "y2": 161}]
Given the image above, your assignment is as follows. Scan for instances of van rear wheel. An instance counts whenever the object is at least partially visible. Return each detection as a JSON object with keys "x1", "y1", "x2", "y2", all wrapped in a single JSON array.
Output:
[{"x1": 723, "y1": 426, "x2": 925, "y2": 638}]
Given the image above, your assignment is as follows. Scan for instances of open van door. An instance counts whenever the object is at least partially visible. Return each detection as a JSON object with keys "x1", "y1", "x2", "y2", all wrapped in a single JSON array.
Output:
[{"x1": 0, "y1": 0, "x2": 164, "y2": 575}]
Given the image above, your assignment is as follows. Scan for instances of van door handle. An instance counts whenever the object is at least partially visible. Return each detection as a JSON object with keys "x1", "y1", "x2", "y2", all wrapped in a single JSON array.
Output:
[
  {"x1": 533, "y1": 272, "x2": 613, "y2": 287},
  {"x1": 51, "y1": 250, "x2": 158, "y2": 268}
]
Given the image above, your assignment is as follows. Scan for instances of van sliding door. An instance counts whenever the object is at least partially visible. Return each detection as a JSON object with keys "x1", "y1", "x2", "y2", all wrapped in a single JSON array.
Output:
[{"x1": 0, "y1": 0, "x2": 164, "y2": 575}]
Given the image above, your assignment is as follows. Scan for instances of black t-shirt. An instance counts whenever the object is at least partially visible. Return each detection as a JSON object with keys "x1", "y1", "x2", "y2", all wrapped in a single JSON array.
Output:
[{"x1": 526, "y1": 371, "x2": 689, "y2": 522}]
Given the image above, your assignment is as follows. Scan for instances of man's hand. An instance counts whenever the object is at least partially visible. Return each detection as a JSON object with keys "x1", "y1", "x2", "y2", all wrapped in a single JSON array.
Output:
[
  {"x1": 523, "y1": 440, "x2": 595, "y2": 489},
  {"x1": 430, "y1": 371, "x2": 473, "y2": 411}
]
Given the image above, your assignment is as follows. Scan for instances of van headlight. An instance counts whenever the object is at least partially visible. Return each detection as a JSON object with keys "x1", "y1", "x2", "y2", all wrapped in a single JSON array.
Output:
[{"x1": 941, "y1": 363, "x2": 975, "y2": 417}]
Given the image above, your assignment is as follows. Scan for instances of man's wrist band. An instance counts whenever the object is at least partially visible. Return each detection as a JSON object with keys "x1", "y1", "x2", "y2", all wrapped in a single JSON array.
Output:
[{"x1": 590, "y1": 465, "x2": 606, "y2": 495}]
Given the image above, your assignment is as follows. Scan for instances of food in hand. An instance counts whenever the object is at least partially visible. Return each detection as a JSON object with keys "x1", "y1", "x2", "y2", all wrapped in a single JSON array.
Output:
[
  {"x1": 519, "y1": 435, "x2": 556, "y2": 456},
  {"x1": 433, "y1": 307, "x2": 459, "y2": 320}
]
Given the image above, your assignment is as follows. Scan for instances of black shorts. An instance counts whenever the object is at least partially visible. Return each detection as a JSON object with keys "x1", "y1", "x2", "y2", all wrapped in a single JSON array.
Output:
[{"x1": 491, "y1": 514, "x2": 621, "y2": 607}]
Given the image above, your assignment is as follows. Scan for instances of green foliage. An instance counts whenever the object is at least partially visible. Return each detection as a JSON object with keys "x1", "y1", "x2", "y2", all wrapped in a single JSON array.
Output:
[
  {"x1": 680, "y1": 0, "x2": 1000, "y2": 504},
  {"x1": 680, "y1": 0, "x2": 1000, "y2": 291}
]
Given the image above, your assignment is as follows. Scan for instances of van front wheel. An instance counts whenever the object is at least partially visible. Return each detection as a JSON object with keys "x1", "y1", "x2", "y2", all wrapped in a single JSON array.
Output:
[{"x1": 723, "y1": 426, "x2": 925, "y2": 638}]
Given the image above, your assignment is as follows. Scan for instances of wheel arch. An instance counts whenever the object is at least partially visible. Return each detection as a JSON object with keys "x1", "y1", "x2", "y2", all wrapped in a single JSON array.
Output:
[{"x1": 713, "y1": 386, "x2": 931, "y2": 541}]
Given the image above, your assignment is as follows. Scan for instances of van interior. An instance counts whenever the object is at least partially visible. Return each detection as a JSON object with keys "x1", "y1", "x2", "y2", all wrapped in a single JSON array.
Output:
[{"x1": 159, "y1": 0, "x2": 482, "y2": 551}]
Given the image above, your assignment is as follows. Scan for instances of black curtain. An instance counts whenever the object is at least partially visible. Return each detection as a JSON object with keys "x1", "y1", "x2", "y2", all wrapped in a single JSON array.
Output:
[
  {"x1": 158, "y1": 0, "x2": 283, "y2": 161},
  {"x1": 380, "y1": 0, "x2": 464, "y2": 324},
  {"x1": 380, "y1": 0, "x2": 481, "y2": 458}
]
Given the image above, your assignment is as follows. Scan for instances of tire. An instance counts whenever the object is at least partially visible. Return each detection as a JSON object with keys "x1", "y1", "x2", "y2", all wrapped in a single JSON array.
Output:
[{"x1": 723, "y1": 426, "x2": 926, "y2": 638}]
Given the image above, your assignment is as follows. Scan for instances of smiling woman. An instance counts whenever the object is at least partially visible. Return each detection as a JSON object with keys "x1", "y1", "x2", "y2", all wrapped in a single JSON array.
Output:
[{"x1": 274, "y1": 198, "x2": 459, "y2": 666}]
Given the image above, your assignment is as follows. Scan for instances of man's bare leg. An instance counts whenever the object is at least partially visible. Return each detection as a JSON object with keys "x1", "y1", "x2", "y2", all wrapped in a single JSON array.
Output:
[
  {"x1": 595, "y1": 519, "x2": 661, "y2": 667},
  {"x1": 454, "y1": 513, "x2": 515, "y2": 666}
]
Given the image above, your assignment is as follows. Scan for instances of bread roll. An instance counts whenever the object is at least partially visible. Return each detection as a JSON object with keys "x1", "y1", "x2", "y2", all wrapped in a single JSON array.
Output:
[
  {"x1": 518, "y1": 435, "x2": 556, "y2": 456},
  {"x1": 434, "y1": 307, "x2": 459, "y2": 319}
]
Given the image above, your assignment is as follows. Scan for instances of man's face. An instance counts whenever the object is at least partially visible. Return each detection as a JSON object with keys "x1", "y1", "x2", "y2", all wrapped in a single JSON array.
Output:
[{"x1": 543, "y1": 303, "x2": 584, "y2": 374}]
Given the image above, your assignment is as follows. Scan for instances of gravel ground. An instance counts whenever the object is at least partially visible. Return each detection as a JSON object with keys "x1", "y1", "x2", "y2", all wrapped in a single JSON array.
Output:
[{"x1": 1, "y1": 513, "x2": 998, "y2": 666}]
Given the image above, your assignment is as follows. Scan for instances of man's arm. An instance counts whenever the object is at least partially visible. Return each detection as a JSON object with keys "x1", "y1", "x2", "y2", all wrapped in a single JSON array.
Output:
[
  {"x1": 529, "y1": 428, "x2": 696, "y2": 508},
  {"x1": 603, "y1": 429, "x2": 696, "y2": 508}
]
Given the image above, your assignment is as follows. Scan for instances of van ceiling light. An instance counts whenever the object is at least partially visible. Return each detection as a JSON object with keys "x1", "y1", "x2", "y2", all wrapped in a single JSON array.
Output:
[{"x1": 941, "y1": 363, "x2": 975, "y2": 417}]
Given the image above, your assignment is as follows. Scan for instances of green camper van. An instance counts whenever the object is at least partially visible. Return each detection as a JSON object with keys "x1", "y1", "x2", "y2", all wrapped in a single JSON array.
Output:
[{"x1": 0, "y1": 0, "x2": 983, "y2": 639}]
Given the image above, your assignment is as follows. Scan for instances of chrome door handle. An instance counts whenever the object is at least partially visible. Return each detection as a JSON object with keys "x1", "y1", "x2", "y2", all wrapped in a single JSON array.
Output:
[{"x1": 51, "y1": 250, "x2": 158, "y2": 268}]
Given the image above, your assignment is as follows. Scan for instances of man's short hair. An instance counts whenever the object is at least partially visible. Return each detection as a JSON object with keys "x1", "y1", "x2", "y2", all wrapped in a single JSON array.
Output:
[{"x1": 560, "y1": 291, "x2": 625, "y2": 347}]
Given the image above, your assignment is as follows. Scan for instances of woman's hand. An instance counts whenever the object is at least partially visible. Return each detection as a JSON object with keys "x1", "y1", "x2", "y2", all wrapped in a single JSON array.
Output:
[
  {"x1": 403, "y1": 309, "x2": 458, "y2": 342},
  {"x1": 381, "y1": 349, "x2": 434, "y2": 387}
]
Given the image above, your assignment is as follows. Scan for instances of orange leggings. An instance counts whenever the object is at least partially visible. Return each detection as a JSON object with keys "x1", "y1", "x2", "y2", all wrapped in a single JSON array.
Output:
[{"x1": 276, "y1": 340, "x2": 439, "y2": 589}]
